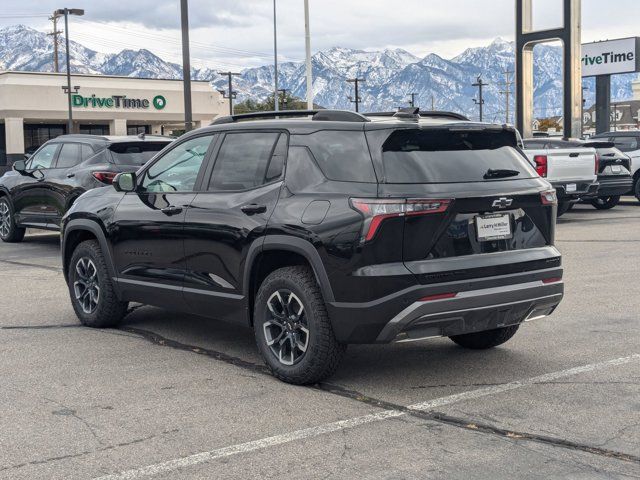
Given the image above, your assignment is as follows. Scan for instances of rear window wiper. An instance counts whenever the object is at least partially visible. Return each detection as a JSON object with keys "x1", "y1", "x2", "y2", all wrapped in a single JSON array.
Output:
[{"x1": 483, "y1": 168, "x2": 520, "y2": 179}]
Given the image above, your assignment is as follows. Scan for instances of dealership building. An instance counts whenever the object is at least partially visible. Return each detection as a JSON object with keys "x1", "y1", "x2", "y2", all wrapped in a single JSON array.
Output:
[{"x1": 0, "y1": 71, "x2": 227, "y2": 167}]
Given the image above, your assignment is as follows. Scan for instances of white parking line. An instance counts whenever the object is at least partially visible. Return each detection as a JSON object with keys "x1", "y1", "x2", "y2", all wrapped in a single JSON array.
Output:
[{"x1": 94, "y1": 353, "x2": 639, "y2": 480}]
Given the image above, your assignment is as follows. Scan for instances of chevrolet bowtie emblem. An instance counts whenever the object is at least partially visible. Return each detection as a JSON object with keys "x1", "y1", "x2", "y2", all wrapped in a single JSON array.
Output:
[{"x1": 492, "y1": 197, "x2": 513, "y2": 209}]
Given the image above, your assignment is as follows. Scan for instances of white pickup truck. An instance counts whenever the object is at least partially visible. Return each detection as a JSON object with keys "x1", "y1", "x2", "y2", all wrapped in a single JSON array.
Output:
[{"x1": 522, "y1": 138, "x2": 599, "y2": 216}]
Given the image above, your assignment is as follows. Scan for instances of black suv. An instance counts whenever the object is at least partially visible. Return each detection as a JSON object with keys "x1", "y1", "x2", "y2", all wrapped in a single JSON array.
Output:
[
  {"x1": 0, "y1": 134, "x2": 173, "y2": 242},
  {"x1": 61, "y1": 109, "x2": 564, "y2": 384}
]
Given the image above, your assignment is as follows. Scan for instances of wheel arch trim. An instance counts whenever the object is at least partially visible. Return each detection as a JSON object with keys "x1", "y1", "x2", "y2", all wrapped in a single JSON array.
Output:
[
  {"x1": 62, "y1": 219, "x2": 118, "y2": 291},
  {"x1": 244, "y1": 235, "x2": 335, "y2": 304}
]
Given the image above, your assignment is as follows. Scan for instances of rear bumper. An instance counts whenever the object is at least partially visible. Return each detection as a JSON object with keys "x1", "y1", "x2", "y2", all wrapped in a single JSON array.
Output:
[
  {"x1": 374, "y1": 280, "x2": 562, "y2": 343},
  {"x1": 326, "y1": 254, "x2": 563, "y2": 344},
  {"x1": 583, "y1": 175, "x2": 633, "y2": 198},
  {"x1": 551, "y1": 180, "x2": 599, "y2": 201}
]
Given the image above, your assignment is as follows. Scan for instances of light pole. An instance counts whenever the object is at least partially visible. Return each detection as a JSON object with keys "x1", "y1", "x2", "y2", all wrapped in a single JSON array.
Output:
[
  {"x1": 272, "y1": 0, "x2": 279, "y2": 112},
  {"x1": 55, "y1": 8, "x2": 84, "y2": 134},
  {"x1": 472, "y1": 75, "x2": 488, "y2": 122},
  {"x1": 304, "y1": 0, "x2": 313, "y2": 109},
  {"x1": 180, "y1": 0, "x2": 193, "y2": 131},
  {"x1": 347, "y1": 78, "x2": 365, "y2": 113},
  {"x1": 218, "y1": 72, "x2": 240, "y2": 115}
]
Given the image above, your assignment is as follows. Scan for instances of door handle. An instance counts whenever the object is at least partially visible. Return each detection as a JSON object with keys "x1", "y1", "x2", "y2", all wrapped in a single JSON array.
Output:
[
  {"x1": 241, "y1": 204, "x2": 267, "y2": 215},
  {"x1": 161, "y1": 205, "x2": 183, "y2": 216},
  {"x1": 67, "y1": 173, "x2": 75, "y2": 178}
]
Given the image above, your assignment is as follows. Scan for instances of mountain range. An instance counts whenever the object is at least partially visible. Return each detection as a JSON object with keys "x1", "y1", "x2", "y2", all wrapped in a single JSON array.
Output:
[{"x1": 1, "y1": 24, "x2": 637, "y2": 122}]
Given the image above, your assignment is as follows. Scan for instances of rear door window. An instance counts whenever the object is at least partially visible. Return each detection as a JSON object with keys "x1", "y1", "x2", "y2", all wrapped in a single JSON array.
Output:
[
  {"x1": 109, "y1": 142, "x2": 169, "y2": 166},
  {"x1": 380, "y1": 129, "x2": 537, "y2": 183},
  {"x1": 208, "y1": 132, "x2": 281, "y2": 191},
  {"x1": 56, "y1": 143, "x2": 82, "y2": 168},
  {"x1": 297, "y1": 130, "x2": 376, "y2": 182}
]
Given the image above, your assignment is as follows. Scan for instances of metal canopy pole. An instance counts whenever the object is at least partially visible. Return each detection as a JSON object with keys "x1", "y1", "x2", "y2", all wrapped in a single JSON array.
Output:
[{"x1": 516, "y1": 0, "x2": 582, "y2": 139}]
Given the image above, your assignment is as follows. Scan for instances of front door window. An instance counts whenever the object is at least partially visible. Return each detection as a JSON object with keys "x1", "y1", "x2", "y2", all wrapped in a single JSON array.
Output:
[{"x1": 141, "y1": 136, "x2": 214, "y2": 193}]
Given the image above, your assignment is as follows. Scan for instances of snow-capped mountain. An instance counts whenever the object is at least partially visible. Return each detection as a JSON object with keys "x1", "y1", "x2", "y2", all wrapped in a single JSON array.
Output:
[{"x1": 1, "y1": 25, "x2": 636, "y2": 121}]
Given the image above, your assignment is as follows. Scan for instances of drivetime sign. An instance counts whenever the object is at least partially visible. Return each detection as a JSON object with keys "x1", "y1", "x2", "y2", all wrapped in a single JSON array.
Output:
[
  {"x1": 582, "y1": 38, "x2": 640, "y2": 77},
  {"x1": 72, "y1": 94, "x2": 167, "y2": 110}
]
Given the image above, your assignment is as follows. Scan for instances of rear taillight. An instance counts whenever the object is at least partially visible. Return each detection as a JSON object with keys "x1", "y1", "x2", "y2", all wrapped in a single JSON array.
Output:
[
  {"x1": 92, "y1": 172, "x2": 118, "y2": 184},
  {"x1": 534, "y1": 155, "x2": 547, "y2": 177},
  {"x1": 350, "y1": 198, "x2": 451, "y2": 242},
  {"x1": 540, "y1": 189, "x2": 558, "y2": 206},
  {"x1": 594, "y1": 153, "x2": 600, "y2": 174}
]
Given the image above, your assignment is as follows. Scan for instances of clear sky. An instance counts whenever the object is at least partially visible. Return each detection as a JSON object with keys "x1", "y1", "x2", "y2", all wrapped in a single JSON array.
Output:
[{"x1": 1, "y1": 0, "x2": 639, "y2": 70}]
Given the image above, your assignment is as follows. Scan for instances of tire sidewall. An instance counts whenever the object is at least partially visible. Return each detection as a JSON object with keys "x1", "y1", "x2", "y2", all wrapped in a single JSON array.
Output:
[
  {"x1": 591, "y1": 195, "x2": 620, "y2": 210},
  {"x1": 635, "y1": 177, "x2": 640, "y2": 202},
  {"x1": 254, "y1": 274, "x2": 322, "y2": 380},
  {"x1": 0, "y1": 197, "x2": 18, "y2": 241},
  {"x1": 69, "y1": 242, "x2": 112, "y2": 327}
]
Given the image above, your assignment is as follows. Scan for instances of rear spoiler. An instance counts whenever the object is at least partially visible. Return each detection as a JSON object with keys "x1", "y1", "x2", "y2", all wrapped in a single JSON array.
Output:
[{"x1": 584, "y1": 141, "x2": 615, "y2": 149}]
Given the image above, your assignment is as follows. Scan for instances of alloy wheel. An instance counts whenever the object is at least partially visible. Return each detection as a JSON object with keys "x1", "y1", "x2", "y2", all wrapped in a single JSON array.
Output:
[
  {"x1": 73, "y1": 257, "x2": 100, "y2": 314},
  {"x1": 263, "y1": 290, "x2": 310, "y2": 366},
  {"x1": 0, "y1": 201, "x2": 11, "y2": 238}
]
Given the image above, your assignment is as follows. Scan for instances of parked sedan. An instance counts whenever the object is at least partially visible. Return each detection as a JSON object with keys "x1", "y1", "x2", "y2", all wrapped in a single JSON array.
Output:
[{"x1": 0, "y1": 134, "x2": 173, "y2": 242}]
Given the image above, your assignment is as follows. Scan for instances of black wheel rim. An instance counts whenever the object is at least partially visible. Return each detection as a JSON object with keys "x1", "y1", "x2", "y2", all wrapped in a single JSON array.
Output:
[
  {"x1": 263, "y1": 290, "x2": 309, "y2": 366},
  {"x1": 73, "y1": 257, "x2": 100, "y2": 314},
  {"x1": 0, "y1": 201, "x2": 10, "y2": 238}
]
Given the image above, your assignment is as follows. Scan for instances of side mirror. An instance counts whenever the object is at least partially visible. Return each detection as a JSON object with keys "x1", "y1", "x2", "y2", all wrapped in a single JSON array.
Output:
[
  {"x1": 113, "y1": 172, "x2": 137, "y2": 192},
  {"x1": 13, "y1": 160, "x2": 27, "y2": 173}
]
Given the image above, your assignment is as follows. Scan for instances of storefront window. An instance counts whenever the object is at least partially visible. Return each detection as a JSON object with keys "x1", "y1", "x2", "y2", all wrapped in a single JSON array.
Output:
[
  {"x1": 79, "y1": 124, "x2": 109, "y2": 136},
  {"x1": 0, "y1": 124, "x2": 6, "y2": 166},
  {"x1": 24, "y1": 124, "x2": 66, "y2": 154},
  {"x1": 127, "y1": 125, "x2": 151, "y2": 136}
]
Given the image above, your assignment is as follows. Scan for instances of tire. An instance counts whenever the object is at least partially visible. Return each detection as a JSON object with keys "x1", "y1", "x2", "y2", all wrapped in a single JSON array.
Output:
[
  {"x1": 68, "y1": 240, "x2": 128, "y2": 328},
  {"x1": 590, "y1": 195, "x2": 620, "y2": 210},
  {"x1": 0, "y1": 197, "x2": 26, "y2": 243},
  {"x1": 253, "y1": 266, "x2": 346, "y2": 385},
  {"x1": 634, "y1": 177, "x2": 640, "y2": 203},
  {"x1": 449, "y1": 325, "x2": 520, "y2": 350},
  {"x1": 556, "y1": 201, "x2": 572, "y2": 217}
]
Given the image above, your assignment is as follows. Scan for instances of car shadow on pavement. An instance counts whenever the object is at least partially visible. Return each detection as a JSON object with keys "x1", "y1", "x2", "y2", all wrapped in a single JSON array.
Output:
[{"x1": 119, "y1": 304, "x2": 534, "y2": 387}]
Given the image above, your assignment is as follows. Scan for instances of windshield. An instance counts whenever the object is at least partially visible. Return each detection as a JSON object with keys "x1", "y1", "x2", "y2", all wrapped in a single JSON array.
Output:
[
  {"x1": 380, "y1": 129, "x2": 537, "y2": 183},
  {"x1": 109, "y1": 142, "x2": 169, "y2": 166}
]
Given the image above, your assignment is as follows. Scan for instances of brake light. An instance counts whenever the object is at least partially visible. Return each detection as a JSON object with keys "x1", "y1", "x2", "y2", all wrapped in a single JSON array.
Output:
[
  {"x1": 350, "y1": 198, "x2": 451, "y2": 242},
  {"x1": 594, "y1": 153, "x2": 600, "y2": 174},
  {"x1": 540, "y1": 189, "x2": 558, "y2": 206},
  {"x1": 92, "y1": 172, "x2": 118, "y2": 184},
  {"x1": 534, "y1": 155, "x2": 547, "y2": 177}
]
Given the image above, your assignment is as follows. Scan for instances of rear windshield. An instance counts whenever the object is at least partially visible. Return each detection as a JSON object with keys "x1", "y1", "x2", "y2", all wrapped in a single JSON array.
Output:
[
  {"x1": 381, "y1": 129, "x2": 537, "y2": 183},
  {"x1": 108, "y1": 142, "x2": 169, "y2": 166}
]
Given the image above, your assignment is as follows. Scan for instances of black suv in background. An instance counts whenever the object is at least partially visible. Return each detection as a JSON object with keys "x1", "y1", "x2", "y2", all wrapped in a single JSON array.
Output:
[
  {"x1": 61, "y1": 109, "x2": 564, "y2": 384},
  {"x1": 591, "y1": 131, "x2": 640, "y2": 201},
  {"x1": 0, "y1": 134, "x2": 173, "y2": 242}
]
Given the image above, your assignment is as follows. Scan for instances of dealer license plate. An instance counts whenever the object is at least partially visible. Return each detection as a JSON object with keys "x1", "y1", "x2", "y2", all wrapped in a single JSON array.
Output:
[
  {"x1": 566, "y1": 183, "x2": 577, "y2": 193},
  {"x1": 476, "y1": 213, "x2": 512, "y2": 241}
]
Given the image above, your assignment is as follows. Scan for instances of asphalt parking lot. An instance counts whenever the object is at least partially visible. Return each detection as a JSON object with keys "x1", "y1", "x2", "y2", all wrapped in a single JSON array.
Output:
[{"x1": 1, "y1": 200, "x2": 639, "y2": 480}]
